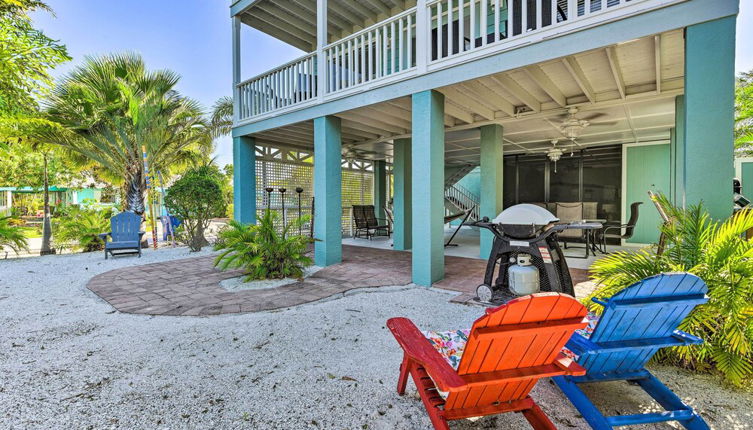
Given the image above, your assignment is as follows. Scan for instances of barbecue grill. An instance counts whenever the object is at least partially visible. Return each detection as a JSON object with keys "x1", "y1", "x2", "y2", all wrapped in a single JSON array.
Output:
[{"x1": 474, "y1": 204, "x2": 577, "y2": 304}]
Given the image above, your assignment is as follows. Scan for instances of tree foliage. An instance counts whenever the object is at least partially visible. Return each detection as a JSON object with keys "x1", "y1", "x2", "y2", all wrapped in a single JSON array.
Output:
[
  {"x1": 43, "y1": 53, "x2": 212, "y2": 214},
  {"x1": 0, "y1": 0, "x2": 70, "y2": 114},
  {"x1": 0, "y1": 215, "x2": 29, "y2": 254},
  {"x1": 164, "y1": 166, "x2": 226, "y2": 252},
  {"x1": 588, "y1": 193, "x2": 753, "y2": 386},
  {"x1": 52, "y1": 205, "x2": 112, "y2": 252},
  {"x1": 213, "y1": 210, "x2": 313, "y2": 281},
  {"x1": 736, "y1": 70, "x2": 753, "y2": 151}
]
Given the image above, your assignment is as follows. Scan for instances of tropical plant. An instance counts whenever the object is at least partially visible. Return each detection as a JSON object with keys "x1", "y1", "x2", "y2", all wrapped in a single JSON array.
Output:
[
  {"x1": 214, "y1": 210, "x2": 313, "y2": 281},
  {"x1": 164, "y1": 166, "x2": 226, "y2": 252},
  {"x1": 736, "y1": 70, "x2": 753, "y2": 150},
  {"x1": 209, "y1": 96, "x2": 233, "y2": 138},
  {"x1": 43, "y1": 53, "x2": 212, "y2": 215},
  {"x1": 0, "y1": 216, "x2": 29, "y2": 254},
  {"x1": 587, "y1": 193, "x2": 753, "y2": 386},
  {"x1": 53, "y1": 206, "x2": 113, "y2": 252},
  {"x1": 0, "y1": 0, "x2": 70, "y2": 115}
]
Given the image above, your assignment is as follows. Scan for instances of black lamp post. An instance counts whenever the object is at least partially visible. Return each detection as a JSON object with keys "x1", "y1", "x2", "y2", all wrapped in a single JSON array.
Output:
[
  {"x1": 264, "y1": 187, "x2": 274, "y2": 211},
  {"x1": 295, "y1": 187, "x2": 304, "y2": 236},
  {"x1": 278, "y1": 188, "x2": 287, "y2": 234}
]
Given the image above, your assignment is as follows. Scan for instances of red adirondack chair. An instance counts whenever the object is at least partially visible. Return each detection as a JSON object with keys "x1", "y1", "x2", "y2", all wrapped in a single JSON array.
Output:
[{"x1": 387, "y1": 293, "x2": 588, "y2": 430}]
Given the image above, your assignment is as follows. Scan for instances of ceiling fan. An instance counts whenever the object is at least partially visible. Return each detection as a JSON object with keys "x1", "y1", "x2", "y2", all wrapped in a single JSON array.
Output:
[
  {"x1": 342, "y1": 143, "x2": 377, "y2": 162},
  {"x1": 555, "y1": 106, "x2": 618, "y2": 140}
]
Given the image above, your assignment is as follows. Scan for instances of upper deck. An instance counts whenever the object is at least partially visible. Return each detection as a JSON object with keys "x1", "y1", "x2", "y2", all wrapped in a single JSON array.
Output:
[{"x1": 230, "y1": 0, "x2": 728, "y2": 131}]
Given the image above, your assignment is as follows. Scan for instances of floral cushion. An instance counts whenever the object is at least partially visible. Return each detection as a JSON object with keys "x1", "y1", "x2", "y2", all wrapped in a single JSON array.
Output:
[
  {"x1": 423, "y1": 312, "x2": 600, "y2": 369},
  {"x1": 562, "y1": 312, "x2": 600, "y2": 360},
  {"x1": 423, "y1": 329, "x2": 471, "y2": 371}
]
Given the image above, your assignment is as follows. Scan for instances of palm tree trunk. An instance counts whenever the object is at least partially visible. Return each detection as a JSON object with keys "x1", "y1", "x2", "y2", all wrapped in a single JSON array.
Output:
[
  {"x1": 40, "y1": 152, "x2": 55, "y2": 256},
  {"x1": 124, "y1": 163, "x2": 146, "y2": 215}
]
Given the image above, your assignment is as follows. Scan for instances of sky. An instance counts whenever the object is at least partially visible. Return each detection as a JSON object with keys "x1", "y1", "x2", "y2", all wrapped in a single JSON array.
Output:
[{"x1": 33, "y1": 1, "x2": 753, "y2": 167}]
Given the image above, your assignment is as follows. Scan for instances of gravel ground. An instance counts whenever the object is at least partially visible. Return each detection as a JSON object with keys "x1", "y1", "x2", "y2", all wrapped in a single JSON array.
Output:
[{"x1": 1, "y1": 248, "x2": 752, "y2": 429}]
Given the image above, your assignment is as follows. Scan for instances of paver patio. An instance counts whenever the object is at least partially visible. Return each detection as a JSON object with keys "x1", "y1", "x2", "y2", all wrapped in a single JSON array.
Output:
[{"x1": 87, "y1": 244, "x2": 589, "y2": 316}]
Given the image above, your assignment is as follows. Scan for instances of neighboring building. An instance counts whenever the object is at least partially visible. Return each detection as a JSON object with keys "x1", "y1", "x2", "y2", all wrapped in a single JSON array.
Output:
[
  {"x1": 230, "y1": 0, "x2": 739, "y2": 285},
  {"x1": 0, "y1": 186, "x2": 115, "y2": 216}
]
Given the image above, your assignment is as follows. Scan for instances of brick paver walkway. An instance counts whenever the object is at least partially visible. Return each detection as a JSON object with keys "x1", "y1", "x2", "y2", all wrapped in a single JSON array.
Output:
[{"x1": 87, "y1": 245, "x2": 589, "y2": 316}]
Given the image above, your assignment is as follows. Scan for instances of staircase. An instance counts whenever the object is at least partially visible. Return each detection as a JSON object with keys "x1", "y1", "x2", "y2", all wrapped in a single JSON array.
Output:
[
  {"x1": 444, "y1": 164, "x2": 477, "y2": 190},
  {"x1": 445, "y1": 183, "x2": 480, "y2": 222}
]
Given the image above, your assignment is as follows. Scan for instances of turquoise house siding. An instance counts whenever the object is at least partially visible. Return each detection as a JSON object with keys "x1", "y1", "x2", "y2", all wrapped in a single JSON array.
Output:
[{"x1": 624, "y1": 143, "x2": 671, "y2": 244}]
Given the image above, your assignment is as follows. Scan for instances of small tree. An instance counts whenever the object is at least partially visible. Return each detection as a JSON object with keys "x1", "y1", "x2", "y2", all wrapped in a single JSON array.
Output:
[{"x1": 165, "y1": 166, "x2": 226, "y2": 251}]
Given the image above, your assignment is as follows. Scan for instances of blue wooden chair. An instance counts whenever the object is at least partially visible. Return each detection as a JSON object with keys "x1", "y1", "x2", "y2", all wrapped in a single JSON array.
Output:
[
  {"x1": 98, "y1": 212, "x2": 145, "y2": 259},
  {"x1": 553, "y1": 273, "x2": 709, "y2": 430}
]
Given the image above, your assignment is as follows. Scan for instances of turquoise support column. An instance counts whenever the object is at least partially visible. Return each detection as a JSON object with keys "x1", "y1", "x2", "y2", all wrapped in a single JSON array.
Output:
[
  {"x1": 393, "y1": 138, "x2": 412, "y2": 250},
  {"x1": 479, "y1": 124, "x2": 504, "y2": 259},
  {"x1": 672, "y1": 95, "x2": 686, "y2": 207},
  {"x1": 373, "y1": 160, "x2": 387, "y2": 220},
  {"x1": 682, "y1": 16, "x2": 736, "y2": 220},
  {"x1": 411, "y1": 90, "x2": 445, "y2": 286},
  {"x1": 314, "y1": 116, "x2": 342, "y2": 266},
  {"x1": 233, "y1": 136, "x2": 256, "y2": 224}
]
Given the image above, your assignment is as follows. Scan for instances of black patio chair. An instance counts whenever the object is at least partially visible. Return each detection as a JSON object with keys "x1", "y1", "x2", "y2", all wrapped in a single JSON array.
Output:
[
  {"x1": 600, "y1": 201, "x2": 642, "y2": 252},
  {"x1": 352, "y1": 205, "x2": 390, "y2": 240}
]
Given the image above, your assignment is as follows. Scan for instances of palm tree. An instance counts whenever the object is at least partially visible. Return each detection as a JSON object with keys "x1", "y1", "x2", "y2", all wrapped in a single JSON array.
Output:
[
  {"x1": 588, "y1": 193, "x2": 753, "y2": 386},
  {"x1": 210, "y1": 96, "x2": 233, "y2": 138},
  {"x1": 44, "y1": 53, "x2": 212, "y2": 214}
]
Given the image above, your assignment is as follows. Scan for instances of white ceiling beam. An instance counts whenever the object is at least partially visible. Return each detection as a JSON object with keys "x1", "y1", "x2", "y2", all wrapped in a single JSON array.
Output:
[
  {"x1": 240, "y1": 15, "x2": 313, "y2": 51},
  {"x1": 443, "y1": 101, "x2": 475, "y2": 124},
  {"x1": 328, "y1": 2, "x2": 366, "y2": 26},
  {"x1": 339, "y1": 112, "x2": 407, "y2": 134},
  {"x1": 440, "y1": 86, "x2": 496, "y2": 120},
  {"x1": 467, "y1": 79, "x2": 517, "y2": 117},
  {"x1": 605, "y1": 46, "x2": 626, "y2": 100},
  {"x1": 490, "y1": 74, "x2": 542, "y2": 112},
  {"x1": 358, "y1": 106, "x2": 413, "y2": 129},
  {"x1": 254, "y1": 3, "x2": 319, "y2": 38},
  {"x1": 251, "y1": 9, "x2": 317, "y2": 44},
  {"x1": 562, "y1": 57, "x2": 596, "y2": 103},
  {"x1": 341, "y1": 0, "x2": 379, "y2": 22},
  {"x1": 524, "y1": 66, "x2": 567, "y2": 107},
  {"x1": 340, "y1": 118, "x2": 396, "y2": 137}
]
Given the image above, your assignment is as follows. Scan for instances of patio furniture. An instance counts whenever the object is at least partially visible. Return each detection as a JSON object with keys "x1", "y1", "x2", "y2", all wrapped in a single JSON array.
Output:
[
  {"x1": 555, "y1": 202, "x2": 592, "y2": 257},
  {"x1": 443, "y1": 207, "x2": 473, "y2": 247},
  {"x1": 387, "y1": 293, "x2": 589, "y2": 430},
  {"x1": 352, "y1": 205, "x2": 390, "y2": 240},
  {"x1": 553, "y1": 273, "x2": 709, "y2": 430},
  {"x1": 98, "y1": 212, "x2": 144, "y2": 259},
  {"x1": 600, "y1": 201, "x2": 642, "y2": 252}
]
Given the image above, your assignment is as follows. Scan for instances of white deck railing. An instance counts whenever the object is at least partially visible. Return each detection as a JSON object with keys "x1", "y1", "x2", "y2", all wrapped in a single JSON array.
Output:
[
  {"x1": 236, "y1": 0, "x2": 681, "y2": 123},
  {"x1": 324, "y1": 9, "x2": 417, "y2": 95},
  {"x1": 236, "y1": 53, "x2": 317, "y2": 119}
]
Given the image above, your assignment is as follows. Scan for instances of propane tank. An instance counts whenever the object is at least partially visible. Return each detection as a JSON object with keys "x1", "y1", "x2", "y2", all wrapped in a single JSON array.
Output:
[{"x1": 508, "y1": 254, "x2": 540, "y2": 296}]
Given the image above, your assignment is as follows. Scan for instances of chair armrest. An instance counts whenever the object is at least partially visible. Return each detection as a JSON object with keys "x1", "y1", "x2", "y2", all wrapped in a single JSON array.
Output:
[
  {"x1": 571, "y1": 332, "x2": 704, "y2": 356},
  {"x1": 386, "y1": 317, "x2": 466, "y2": 392},
  {"x1": 564, "y1": 333, "x2": 601, "y2": 356},
  {"x1": 98, "y1": 232, "x2": 111, "y2": 241},
  {"x1": 671, "y1": 330, "x2": 704, "y2": 345},
  {"x1": 138, "y1": 231, "x2": 146, "y2": 238},
  {"x1": 602, "y1": 225, "x2": 628, "y2": 235},
  {"x1": 591, "y1": 297, "x2": 608, "y2": 307}
]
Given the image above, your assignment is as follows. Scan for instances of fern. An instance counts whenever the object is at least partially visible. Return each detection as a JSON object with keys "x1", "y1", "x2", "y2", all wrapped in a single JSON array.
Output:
[
  {"x1": 213, "y1": 210, "x2": 314, "y2": 281},
  {"x1": 588, "y1": 194, "x2": 753, "y2": 386},
  {"x1": 0, "y1": 216, "x2": 29, "y2": 254}
]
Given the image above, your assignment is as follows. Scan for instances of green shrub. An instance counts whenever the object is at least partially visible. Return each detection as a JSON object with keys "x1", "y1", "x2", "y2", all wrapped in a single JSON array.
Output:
[
  {"x1": 0, "y1": 216, "x2": 29, "y2": 254},
  {"x1": 53, "y1": 206, "x2": 113, "y2": 252},
  {"x1": 213, "y1": 210, "x2": 313, "y2": 281},
  {"x1": 165, "y1": 166, "x2": 226, "y2": 252},
  {"x1": 588, "y1": 193, "x2": 753, "y2": 386}
]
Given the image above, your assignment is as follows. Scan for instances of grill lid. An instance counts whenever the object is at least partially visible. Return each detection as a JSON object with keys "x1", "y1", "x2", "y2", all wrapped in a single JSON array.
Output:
[{"x1": 492, "y1": 204, "x2": 559, "y2": 226}]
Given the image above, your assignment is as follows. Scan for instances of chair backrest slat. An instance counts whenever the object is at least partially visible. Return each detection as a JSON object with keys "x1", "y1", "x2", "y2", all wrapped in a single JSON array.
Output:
[
  {"x1": 582, "y1": 273, "x2": 708, "y2": 374},
  {"x1": 110, "y1": 212, "x2": 142, "y2": 242},
  {"x1": 352, "y1": 205, "x2": 369, "y2": 229},
  {"x1": 445, "y1": 293, "x2": 587, "y2": 409}
]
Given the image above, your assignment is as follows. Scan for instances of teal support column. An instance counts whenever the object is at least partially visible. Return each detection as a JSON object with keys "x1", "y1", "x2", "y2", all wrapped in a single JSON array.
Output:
[
  {"x1": 313, "y1": 116, "x2": 342, "y2": 266},
  {"x1": 393, "y1": 138, "x2": 412, "y2": 250},
  {"x1": 479, "y1": 124, "x2": 504, "y2": 259},
  {"x1": 373, "y1": 160, "x2": 387, "y2": 220},
  {"x1": 672, "y1": 95, "x2": 686, "y2": 207},
  {"x1": 411, "y1": 90, "x2": 445, "y2": 286},
  {"x1": 682, "y1": 16, "x2": 736, "y2": 220},
  {"x1": 233, "y1": 136, "x2": 256, "y2": 224}
]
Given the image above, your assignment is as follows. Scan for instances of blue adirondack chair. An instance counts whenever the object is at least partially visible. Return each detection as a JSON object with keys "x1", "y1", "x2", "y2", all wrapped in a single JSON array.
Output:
[
  {"x1": 98, "y1": 212, "x2": 145, "y2": 259},
  {"x1": 553, "y1": 273, "x2": 709, "y2": 430}
]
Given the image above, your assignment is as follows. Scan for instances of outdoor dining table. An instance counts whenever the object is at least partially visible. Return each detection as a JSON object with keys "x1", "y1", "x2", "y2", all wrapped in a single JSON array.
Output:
[{"x1": 565, "y1": 221, "x2": 604, "y2": 258}]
